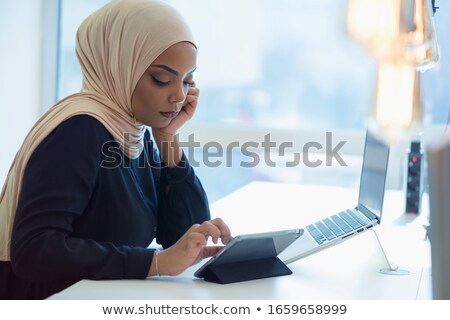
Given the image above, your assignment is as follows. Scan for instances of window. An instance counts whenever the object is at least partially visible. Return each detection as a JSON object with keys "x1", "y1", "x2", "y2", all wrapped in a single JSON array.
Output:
[
  {"x1": 59, "y1": 0, "x2": 377, "y2": 130},
  {"x1": 57, "y1": 0, "x2": 450, "y2": 201}
]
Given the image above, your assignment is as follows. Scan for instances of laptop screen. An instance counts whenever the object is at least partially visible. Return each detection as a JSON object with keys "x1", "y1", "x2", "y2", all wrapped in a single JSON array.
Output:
[{"x1": 357, "y1": 132, "x2": 390, "y2": 220}]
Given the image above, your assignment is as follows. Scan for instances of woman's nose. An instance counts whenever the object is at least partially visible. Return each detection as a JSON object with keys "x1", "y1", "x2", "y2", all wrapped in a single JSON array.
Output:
[{"x1": 170, "y1": 84, "x2": 187, "y2": 105}]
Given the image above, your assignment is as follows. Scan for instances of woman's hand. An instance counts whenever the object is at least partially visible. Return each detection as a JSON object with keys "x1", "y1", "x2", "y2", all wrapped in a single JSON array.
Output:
[
  {"x1": 151, "y1": 83, "x2": 199, "y2": 168},
  {"x1": 152, "y1": 82, "x2": 199, "y2": 138},
  {"x1": 149, "y1": 218, "x2": 232, "y2": 276}
]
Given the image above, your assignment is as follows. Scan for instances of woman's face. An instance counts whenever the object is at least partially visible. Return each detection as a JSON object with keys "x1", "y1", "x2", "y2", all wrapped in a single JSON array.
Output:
[{"x1": 131, "y1": 41, "x2": 197, "y2": 128}]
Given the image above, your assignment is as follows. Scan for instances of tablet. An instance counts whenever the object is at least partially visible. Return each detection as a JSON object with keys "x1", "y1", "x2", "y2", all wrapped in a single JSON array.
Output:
[{"x1": 194, "y1": 228, "x2": 304, "y2": 278}]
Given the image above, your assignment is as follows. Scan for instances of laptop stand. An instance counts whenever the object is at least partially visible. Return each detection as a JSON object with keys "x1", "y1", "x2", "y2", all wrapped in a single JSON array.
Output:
[{"x1": 370, "y1": 229, "x2": 410, "y2": 276}]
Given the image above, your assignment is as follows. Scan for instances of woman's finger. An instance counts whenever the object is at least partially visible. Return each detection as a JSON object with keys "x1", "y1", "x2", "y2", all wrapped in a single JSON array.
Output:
[
  {"x1": 192, "y1": 219, "x2": 232, "y2": 245},
  {"x1": 183, "y1": 94, "x2": 197, "y2": 105},
  {"x1": 193, "y1": 221, "x2": 223, "y2": 244},
  {"x1": 201, "y1": 245, "x2": 224, "y2": 258},
  {"x1": 187, "y1": 86, "x2": 199, "y2": 96},
  {"x1": 181, "y1": 98, "x2": 197, "y2": 115},
  {"x1": 209, "y1": 218, "x2": 232, "y2": 244},
  {"x1": 187, "y1": 232, "x2": 207, "y2": 249}
]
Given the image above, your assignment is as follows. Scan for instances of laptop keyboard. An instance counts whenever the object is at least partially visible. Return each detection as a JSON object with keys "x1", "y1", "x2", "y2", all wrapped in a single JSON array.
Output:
[{"x1": 306, "y1": 210, "x2": 370, "y2": 245}]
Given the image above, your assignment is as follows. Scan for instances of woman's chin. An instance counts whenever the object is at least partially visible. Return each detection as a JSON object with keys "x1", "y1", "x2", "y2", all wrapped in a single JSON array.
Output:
[{"x1": 149, "y1": 119, "x2": 173, "y2": 130}]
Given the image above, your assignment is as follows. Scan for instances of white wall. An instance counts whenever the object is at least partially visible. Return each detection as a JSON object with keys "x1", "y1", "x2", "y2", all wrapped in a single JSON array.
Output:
[{"x1": 0, "y1": 0, "x2": 44, "y2": 185}]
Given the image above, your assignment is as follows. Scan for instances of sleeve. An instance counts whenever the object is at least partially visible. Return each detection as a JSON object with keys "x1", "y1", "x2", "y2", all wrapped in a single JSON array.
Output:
[
  {"x1": 155, "y1": 152, "x2": 211, "y2": 248},
  {"x1": 10, "y1": 116, "x2": 153, "y2": 283}
]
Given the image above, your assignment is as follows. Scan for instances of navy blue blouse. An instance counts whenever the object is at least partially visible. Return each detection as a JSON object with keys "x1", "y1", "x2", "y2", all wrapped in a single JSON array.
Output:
[{"x1": 0, "y1": 115, "x2": 210, "y2": 299}]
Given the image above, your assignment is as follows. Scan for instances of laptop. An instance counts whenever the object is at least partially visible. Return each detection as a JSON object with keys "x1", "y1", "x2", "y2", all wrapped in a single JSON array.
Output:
[{"x1": 278, "y1": 131, "x2": 390, "y2": 265}]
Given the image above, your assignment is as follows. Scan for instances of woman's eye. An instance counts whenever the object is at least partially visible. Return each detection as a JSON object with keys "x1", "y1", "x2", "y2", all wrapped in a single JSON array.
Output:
[
  {"x1": 183, "y1": 81, "x2": 194, "y2": 87},
  {"x1": 151, "y1": 76, "x2": 169, "y2": 86}
]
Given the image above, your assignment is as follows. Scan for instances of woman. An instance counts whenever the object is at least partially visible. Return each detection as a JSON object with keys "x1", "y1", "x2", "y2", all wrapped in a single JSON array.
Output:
[{"x1": 0, "y1": 0, "x2": 231, "y2": 299}]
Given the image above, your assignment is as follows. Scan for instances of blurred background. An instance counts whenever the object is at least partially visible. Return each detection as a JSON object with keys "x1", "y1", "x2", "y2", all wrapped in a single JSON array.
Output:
[{"x1": 0, "y1": 0, "x2": 449, "y2": 203}]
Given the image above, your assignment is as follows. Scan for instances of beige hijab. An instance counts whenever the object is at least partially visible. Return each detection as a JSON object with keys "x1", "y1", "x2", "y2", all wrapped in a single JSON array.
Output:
[{"x1": 0, "y1": 0, "x2": 195, "y2": 261}]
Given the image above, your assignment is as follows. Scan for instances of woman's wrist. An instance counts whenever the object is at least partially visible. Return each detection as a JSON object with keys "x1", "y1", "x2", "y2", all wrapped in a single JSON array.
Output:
[
  {"x1": 154, "y1": 250, "x2": 160, "y2": 276},
  {"x1": 148, "y1": 250, "x2": 160, "y2": 276},
  {"x1": 152, "y1": 131, "x2": 182, "y2": 168},
  {"x1": 148, "y1": 249, "x2": 180, "y2": 277}
]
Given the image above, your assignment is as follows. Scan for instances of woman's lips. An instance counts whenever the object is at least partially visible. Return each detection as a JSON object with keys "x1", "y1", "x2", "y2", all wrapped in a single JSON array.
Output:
[{"x1": 160, "y1": 111, "x2": 179, "y2": 119}]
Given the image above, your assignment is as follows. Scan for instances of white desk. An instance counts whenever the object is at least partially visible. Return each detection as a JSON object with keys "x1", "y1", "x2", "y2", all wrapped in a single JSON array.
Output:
[{"x1": 49, "y1": 182, "x2": 431, "y2": 300}]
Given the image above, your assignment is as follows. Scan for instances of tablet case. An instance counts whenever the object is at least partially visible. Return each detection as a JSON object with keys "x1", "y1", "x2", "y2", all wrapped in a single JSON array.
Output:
[{"x1": 199, "y1": 257, "x2": 292, "y2": 284}]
